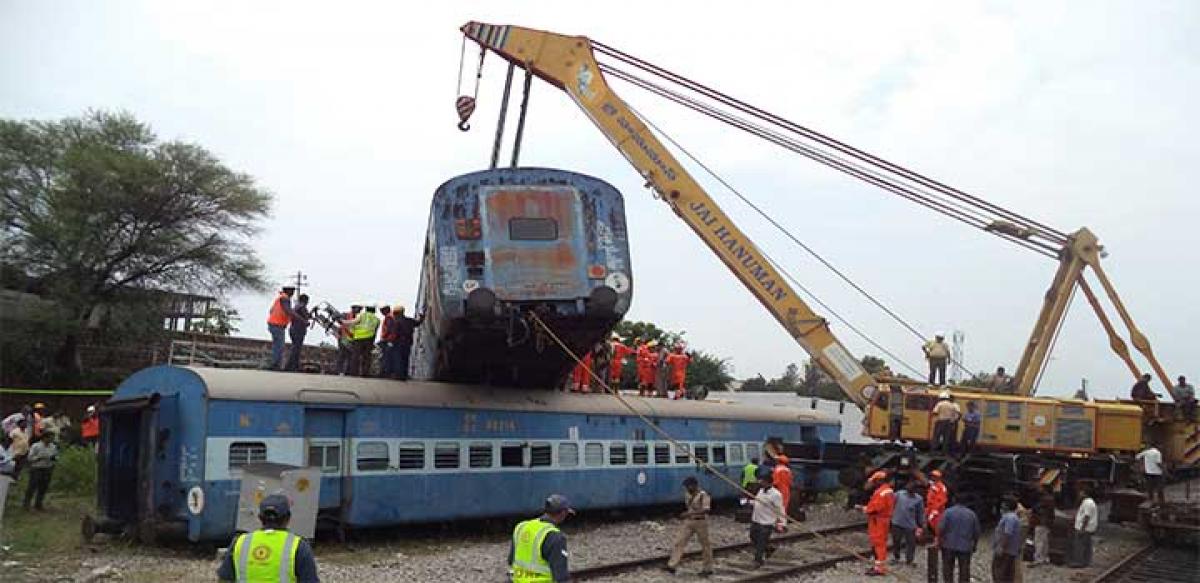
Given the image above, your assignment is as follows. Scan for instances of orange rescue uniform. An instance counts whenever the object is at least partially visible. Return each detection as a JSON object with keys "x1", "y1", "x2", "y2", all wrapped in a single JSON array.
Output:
[
  {"x1": 925, "y1": 479, "x2": 948, "y2": 533},
  {"x1": 666, "y1": 353, "x2": 690, "y2": 389},
  {"x1": 772, "y1": 463, "x2": 793, "y2": 516},
  {"x1": 81, "y1": 416, "x2": 100, "y2": 440},
  {"x1": 864, "y1": 482, "x2": 895, "y2": 573},
  {"x1": 636, "y1": 345, "x2": 656, "y2": 387},
  {"x1": 610, "y1": 342, "x2": 634, "y2": 382},
  {"x1": 267, "y1": 292, "x2": 290, "y2": 326},
  {"x1": 571, "y1": 353, "x2": 594, "y2": 392}
]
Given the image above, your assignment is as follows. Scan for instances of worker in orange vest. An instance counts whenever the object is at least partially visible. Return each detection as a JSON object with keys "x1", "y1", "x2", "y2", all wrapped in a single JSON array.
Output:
[
  {"x1": 636, "y1": 340, "x2": 656, "y2": 396},
  {"x1": 857, "y1": 470, "x2": 895, "y2": 576},
  {"x1": 266, "y1": 286, "x2": 300, "y2": 370},
  {"x1": 80, "y1": 405, "x2": 100, "y2": 451},
  {"x1": 772, "y1": 455, "x2": 794, "y2": 519},
  {"x1": 609, "y1": 335, "x2": 634, "y2": 389},
  {"x1": 571, "y1": 352, "x2": 594, "y2": 393},
  {"x1": 925, "y1": 469, "x2": 949, "y2": 583},
  {"x1": 666, "y1": 345, "x2": 691, "y2": 399}
]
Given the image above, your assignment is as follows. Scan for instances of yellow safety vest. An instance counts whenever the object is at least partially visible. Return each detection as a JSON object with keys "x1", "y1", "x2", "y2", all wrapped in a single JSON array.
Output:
[
  {"x1": 742, "y1": 463, "x2": 758, "y2": 487},
  {"x1": 352, "y1": 312, "x2": 380, "y2": 341},
  {"x1": 511, "y1": 518, "x2": 560, "y2": 583},
  {"x1": 232, "y1": 529, "x2": 299, "y2": 583}
]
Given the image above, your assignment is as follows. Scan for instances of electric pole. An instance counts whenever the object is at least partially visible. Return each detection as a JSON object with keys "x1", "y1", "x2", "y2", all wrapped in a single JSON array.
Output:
[{"x1": 292, "y1": 270, "x2": 308, "y2": 296}]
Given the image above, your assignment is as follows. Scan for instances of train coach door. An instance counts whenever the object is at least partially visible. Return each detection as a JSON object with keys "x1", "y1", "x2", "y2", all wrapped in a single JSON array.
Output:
[
  {"x1": 480, "y1": 185, "x2": 588, "y2": 300},
  {"x1": 304, "y1": 409, "x2": 347, "y2": 512}
]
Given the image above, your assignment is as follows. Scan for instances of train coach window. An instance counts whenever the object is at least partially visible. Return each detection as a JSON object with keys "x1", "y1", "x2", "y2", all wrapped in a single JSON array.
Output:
[
  {"x1": 308, "y1": 443, "x2": 341, "y2": 474},
  {"x1": 435, "y1": 442, "x2": 461, "y2": 469},
  {"x1": 632, "y1": 443, "x2": 648, "y2": 465},
  {"x1": 694, "y1": 444, "x2": 709, "y2": 463},
  {"x1": 713, "y1": 445, "x2": 727, "y2": 465},
  {"x1": 531, "y1": 443, "x2": 553, "y2": 467},
  {"x1": 356, "y1": 442, "x2": 390, "y2": 471},
  {"x1": 584, "y1": 442, "x2": 604, "y2": 467},
  {"x1": 559, "y1": 443, "x2": 579, "y2": 467},
  {"x1": 501, "y1": 443, "x2": 525, "y2": 468},
  {"x1": 654, "y1": 443, "x2": 671, "y2": 464},
  {"x1": 397, "y1": 442, "x2": 425, "y2": 470},
  {"x1": 229, "y1": 442, "x2": 267, "y2": 468},
  {"x1": 609, "y1": 443, "x2": 628, "y2": 465},
  {"x1": 729, "y1": 444, "x2": 744, "y2": 464},
  {"x1": 746, "y1": 443, "x2": 760, "y2": 460},
  {"x1": 674, "y1": 444, "x2": 691, "y2": 464},
  {"x1": 509, "y1": 217, "x2": 559, "y2": 241},
  {"x1": 469, "y1": 443, "x2": 494, "y2": 468}
]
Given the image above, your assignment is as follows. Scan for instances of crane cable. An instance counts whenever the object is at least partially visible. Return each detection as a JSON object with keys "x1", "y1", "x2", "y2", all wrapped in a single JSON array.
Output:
[
  {"x1": 598, "y1": 63, "x2": 1060, "y2": 259},
  {"x1": 525, "y1": 311, "x2": 917, "y2": 582},
  {"x1": 592, "y1": 41, "x2": 1070, "y2": 246},
  {"x1": 623, "y1": 101, "x2": 929, "y2": 378}
]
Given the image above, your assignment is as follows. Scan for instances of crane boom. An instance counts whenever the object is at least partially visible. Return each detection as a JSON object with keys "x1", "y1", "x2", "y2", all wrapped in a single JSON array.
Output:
[{"x1": 461, "y1": 21, "x2": 877, "y2": 408}]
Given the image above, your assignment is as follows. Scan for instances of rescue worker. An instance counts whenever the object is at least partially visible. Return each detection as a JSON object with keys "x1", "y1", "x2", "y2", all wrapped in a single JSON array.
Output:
[
  {"x1": 335, "y1": 304, "x2": 362, "y2": 375},
  {"x1": 666, "y1": 345, "x2": 691, "y2": 399},
  {"x1": 890, "y1": 482, "x2": 925, "y2": 566},
  {"x1": 959, "y1": 401, "x2": 981, "y2": 456},
  {"x1": 609, "y1": 335, "x2": 634, "y2": 389},
  {"x1": 1130, "y1": 373, "x2": 1156, "y2": 400},
  {"x1": 508, "y1": 494, "x2": 573, "y2": 583},
  {"x1": 283, "y1": 293, "x2": 311, "y2": 372},
  {"x1": 22, "y1": 431, "x2": 57, "y2": 510},
  {"x1": 888, "y1": 384, "x2": 905, "y2": 442},
  {"x1": 7, "y1": 418, "x2": 29, "y2": 480},
  {"x1": 992, "y1": 498, "x2": 1021, "y2": 582},
  {"x1": 571, "y1": 353, "x2": 594, "y2": 393},
  {"x1": 741, "y1": 456, "x2": 760, "y2": 491},
  {"x1": 267, "y1": 286, "x2": 300, "y2": 370},
  {"x1": 590, "y1": 341, "x2": 611, "y2": 392},
  {"x1": 654, "y1": 343, "x2": 671, "y2": 397},
  {"x1": 923, "y1": 332, "x2": 950, "y2": 386},
  {"x1": 1175, "y1": 375, "x2": 1196, "y2": 421},
  {"x1": 1135, "y1": 441, "x2": 1165, "y2": 504},
  {"x1": 772, "y1": 455, "x2": 794, "y2": 519},
  {"x1": 856, "y1": 470, "x2": 894, "y2": 576},
  {"x1": 636, "y1": 340, "x2": 657, "y2": 396},
  {"x1": 923, "y1": 469, "x2": 949, "y2": 581},
  {"x1": 390, "y1": 305, "x2": 424, "y2": 381},
  {"x1": 344, "y1": 304, "x2": 380, "y2": 377},
  {"x1": 664, "y1": 476, "x2": 714, "y2": 575},
  {"x1": 217, "y1": 494, "x2": 320, "y2": 582},
  {"x1": 30, "y1": 403, "x2": 46, "y2": 439},
  {"x1": 1031, "y1": 484, "x2": 1056, "y2": 567},
  {"x1": 1068, "y1": 485, "x2": 1097, "y2": 568},
  {"x1": 990, "y1": 366, "x2": 1014, "y2": 393},
  {"x1": 378, "y1": 305, "x2": 397, "y2": 378},
  {"x1": 80, "y1": 405, "x2": 100, "y2": 451},
  {"x1": 748, "y1": 474, "x2": 786, "y2": 569},
  {"x1": 930, "y1": 392, "x2": 960, "y2": 455},
  {"x1": 937, "y1": 491, "x2": 981, "y2": 583}
]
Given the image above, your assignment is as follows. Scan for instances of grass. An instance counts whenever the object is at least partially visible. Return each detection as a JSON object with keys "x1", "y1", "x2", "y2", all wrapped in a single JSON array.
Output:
[{"x1": 2, "y1": 445, "x2": 97, "y2": 554}]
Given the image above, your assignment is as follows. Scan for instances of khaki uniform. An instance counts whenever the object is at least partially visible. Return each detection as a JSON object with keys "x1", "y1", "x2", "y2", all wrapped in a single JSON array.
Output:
[{"x1": 667, "y1": 489, "x2": 713, "y2": 571}]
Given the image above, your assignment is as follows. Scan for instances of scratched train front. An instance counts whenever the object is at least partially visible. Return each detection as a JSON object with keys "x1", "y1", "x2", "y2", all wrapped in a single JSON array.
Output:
[{"x1": 412, "y1": 167, "x2": 632, "y2": 388}]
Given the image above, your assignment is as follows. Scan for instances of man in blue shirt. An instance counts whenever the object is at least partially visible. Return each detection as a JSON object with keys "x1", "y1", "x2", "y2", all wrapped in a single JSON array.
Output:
[
  {"x1": 991, "y1": 498, "x2": 1021, "y2": 582},
  {"x1": 890, "y1": 483, "x2": 925, "y2": 565},
  {"x1": 936, "y1": 493, "x2": 980, "y2": 583}
]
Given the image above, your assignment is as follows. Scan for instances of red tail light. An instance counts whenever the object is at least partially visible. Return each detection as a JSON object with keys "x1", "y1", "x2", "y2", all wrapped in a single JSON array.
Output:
[{"x1": 455, "y1": 218, "x2": 482, "y2": 239}]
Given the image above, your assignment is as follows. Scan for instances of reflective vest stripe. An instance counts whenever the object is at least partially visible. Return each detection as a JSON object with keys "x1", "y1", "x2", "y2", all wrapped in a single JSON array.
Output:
[
  {"x1": 236, "y1": 532, "x2": 253, "y2": 583},
  {"x1": 280, "y1": 533, "x2": 296, "y2": 582},
  {"x1": 511, "y1": 519, "x2": 557, "y2": 575},
  {"x1": 353, "y1": 312, "x2": 380, "y2": 340}
]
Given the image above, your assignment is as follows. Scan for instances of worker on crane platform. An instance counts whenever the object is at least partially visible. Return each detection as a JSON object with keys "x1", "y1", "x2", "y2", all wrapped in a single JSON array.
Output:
[
  {"x1": 1178, "y1": 375, "x2": 1197, "y2": 421},
  {"x1": 923, "y1": 333, "x2": 951, "y2": 386}
]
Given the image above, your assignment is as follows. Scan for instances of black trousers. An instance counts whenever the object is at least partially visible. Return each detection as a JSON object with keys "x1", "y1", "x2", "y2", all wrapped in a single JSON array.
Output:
[
  {"x1": 394, "y1": 344, "x2": 412, "y2": 380},
  {"x1": 932, "y1": 421, "x2": 957, "y2": 455},
  {"x1": 284, "y1": 327, "x2": 306, "y2": 371},
  {"x1": 336, "y1": 342, "x2": 353, "y2": 374},
  {"x1": 750, "y1": 523, "x2": 773, "y2": 563},
  {"x1": 926, "y1": 545, "x2": 940, "y2": 583},
  {"x1": 991, "y1": 553, "x2": 1016, "y2": 583},
  {"x1": 940, "y1": 549, "x2": 971, "y2": 583},
  {"x1": 928, "y1": 359, "x2": 947, "y2": 385},
  {"x1": 891, "y1": 526, "x2": 917, "y2": 563},
  {"x1": 23, "y1": 467, "x2": 52, "y2": 509},
  {"x1": 354, "y1": 339, "x2": 374, "y2": 377}
]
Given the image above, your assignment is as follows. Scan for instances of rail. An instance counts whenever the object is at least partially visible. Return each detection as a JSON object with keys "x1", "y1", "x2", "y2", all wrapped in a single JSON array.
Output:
[
  {"x1": 1089, "y1": 542, "x2": 1198, "y2": 583},
  {"x1": 570, "y1": 521, "x2": 867, "y2": 581}
]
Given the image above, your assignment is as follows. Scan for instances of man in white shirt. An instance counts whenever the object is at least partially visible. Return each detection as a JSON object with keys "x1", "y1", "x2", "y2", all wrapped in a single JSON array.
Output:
[
  {"x1": 1135, "y1": 442, "x2": 1165, "y2": 504},
  {"x1": 748, "y1": 475, "x2": 786, "y2": 568},
  {"x1": 1068, "y1": 486, "x2": 1098, "y2": 568}
]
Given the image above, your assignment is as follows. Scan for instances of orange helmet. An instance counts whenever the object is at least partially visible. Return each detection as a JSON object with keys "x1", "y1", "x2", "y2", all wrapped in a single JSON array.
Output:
[
  {"x1": 931, "y1": 469, "x2": 943, "y2": 479},
  {"x1": 869, "y1": 470, "x2": 888, "y2": 482}
]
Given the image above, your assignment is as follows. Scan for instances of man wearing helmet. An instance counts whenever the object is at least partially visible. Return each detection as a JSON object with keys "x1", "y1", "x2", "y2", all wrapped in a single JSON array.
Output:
[{"x1": 923, "y1": 333, "x2": 951, "y2": 386}]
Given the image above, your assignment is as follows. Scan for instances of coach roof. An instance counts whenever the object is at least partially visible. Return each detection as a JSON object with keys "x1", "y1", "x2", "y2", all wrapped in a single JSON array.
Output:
[{"x1": 116, "y1": 366, "x2": 836, "y2": 425}]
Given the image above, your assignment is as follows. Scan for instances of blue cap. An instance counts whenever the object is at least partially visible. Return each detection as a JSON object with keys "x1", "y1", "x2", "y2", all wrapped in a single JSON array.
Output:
[
  {"x1": 544, "y1": 494, "x2": 574, "y2": 514},
  {"x1": 259, "y1": 494, "x2": 291, "y2": 517}
]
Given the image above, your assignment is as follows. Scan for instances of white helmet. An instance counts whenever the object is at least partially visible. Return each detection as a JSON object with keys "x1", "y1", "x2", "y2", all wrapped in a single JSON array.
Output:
[
  {"x1": 938, "y1": 390, "x2": 951, "y2": 399},
  {"x1": 935, "y1": 331, "x2": 945, "y2": 338}
]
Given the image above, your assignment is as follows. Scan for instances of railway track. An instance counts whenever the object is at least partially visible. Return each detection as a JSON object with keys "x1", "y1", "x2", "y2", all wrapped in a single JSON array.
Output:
[
  {"x1": 1090, "y1": 542, "x2": 1200, "y2": 583},
  {"x1": 571, "y1": 521, "x2": 872, "y2": 582}
]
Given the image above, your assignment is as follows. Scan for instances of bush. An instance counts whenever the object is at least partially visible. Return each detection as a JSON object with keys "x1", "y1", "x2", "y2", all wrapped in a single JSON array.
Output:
[{"x1": 50, "y1": 445, "x2": 96, "y2": 497}]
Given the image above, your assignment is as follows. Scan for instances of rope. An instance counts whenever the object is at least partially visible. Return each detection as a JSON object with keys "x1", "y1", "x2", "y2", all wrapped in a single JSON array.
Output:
[{"x1": 526, "y1": 311, "x2": 915, "y2": 581}]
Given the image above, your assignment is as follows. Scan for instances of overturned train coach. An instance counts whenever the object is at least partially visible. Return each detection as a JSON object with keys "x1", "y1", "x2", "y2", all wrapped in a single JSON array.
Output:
[
  {"x1": 85, "y1": 366, "x2": 841, "y2": 543},
  {"x1": 411, "y1": 167, "x2": 632, "y2": 388}
]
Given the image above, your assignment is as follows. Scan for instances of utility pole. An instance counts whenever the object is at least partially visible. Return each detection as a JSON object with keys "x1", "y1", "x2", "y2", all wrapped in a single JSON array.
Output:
[
  {"x1": 292, "y1": 270, "x2": 308, "y2": 296},
  {"x1": 950, "y1": 330, "x2": 966, "y2": 383}
]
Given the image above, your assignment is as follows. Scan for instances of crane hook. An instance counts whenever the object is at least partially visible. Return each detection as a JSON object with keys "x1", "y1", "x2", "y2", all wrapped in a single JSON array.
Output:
[{"x1": 456, "y1": 95, "x2": 476, "y2": 132}]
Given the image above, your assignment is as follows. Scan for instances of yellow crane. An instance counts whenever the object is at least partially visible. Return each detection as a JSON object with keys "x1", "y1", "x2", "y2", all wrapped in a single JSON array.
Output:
[{"x1": 458, "y1": 22, "x2": 1196, "y2": 469}]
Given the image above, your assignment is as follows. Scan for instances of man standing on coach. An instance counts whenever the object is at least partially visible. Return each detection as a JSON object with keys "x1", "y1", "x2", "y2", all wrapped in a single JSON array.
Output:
[
  {"x1": 284, "y1": 294, "x2": 311, "y2": 372},
  {"x1": 266, "y1": 286, "x2": 300, "y2": 370},
  {"x1": 218, "y1": 494, "x2": 319, "y2": 582},
  {"x1": 390, "y1": 305, "x2": 423, "y2": 381},
  {"x1": 509, "y1": 494, "x2": 573, "y2": 583}
]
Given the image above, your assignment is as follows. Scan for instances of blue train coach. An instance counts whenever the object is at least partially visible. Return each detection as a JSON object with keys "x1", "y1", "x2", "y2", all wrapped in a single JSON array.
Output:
[
  {"x1": 412, "y1": 167, "x2": 632, "y2": 388},
  {"x1": 87, "y1": 366, "x2": 841, "y2": 542}
]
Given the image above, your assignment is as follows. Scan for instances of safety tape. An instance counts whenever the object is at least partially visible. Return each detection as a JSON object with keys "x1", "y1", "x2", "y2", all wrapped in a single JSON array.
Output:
[{"x1": 0, "y1": 388, "x2": 114, "y2": 396}]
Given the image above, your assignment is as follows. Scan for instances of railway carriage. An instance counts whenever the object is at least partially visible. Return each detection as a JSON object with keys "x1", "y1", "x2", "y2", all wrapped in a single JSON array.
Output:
[
  {"x1": 411, "y1": 167, "x2": 632, "y2": 388},
  {"x1": 88, "y1": 366, "x2": 840, "y2": 542}
]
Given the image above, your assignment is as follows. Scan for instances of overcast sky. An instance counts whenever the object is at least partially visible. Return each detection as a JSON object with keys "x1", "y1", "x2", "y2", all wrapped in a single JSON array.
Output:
[{"x1": 3, "y1": 1, "x2": 1196, "y2": 399}]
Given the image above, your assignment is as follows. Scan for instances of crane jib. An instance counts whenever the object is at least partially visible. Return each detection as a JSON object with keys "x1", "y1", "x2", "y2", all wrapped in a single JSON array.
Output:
[
  {"x1": 687, "y1": 201, "x2": 787, "y2": 303},
  {"x1": 603, "y1": 102, "x2": 678, "y2": 181}
]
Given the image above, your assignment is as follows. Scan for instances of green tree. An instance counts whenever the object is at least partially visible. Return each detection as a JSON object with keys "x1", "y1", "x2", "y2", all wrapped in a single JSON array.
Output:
[
  {"x1": 740, "y1": 374, "x2": 768, "y2": 391},
  {"x1": 0, "y1": 110, "x2": 271, "y2": 377},
  {"x1": 686, "y1": 350, "x2": 734, "y2": 393},
  {"x1": 768, "y1": 362, "x2": 801, "y2": 392},
  {"x1": 189, "y1": 306, "x2": 242, "y2": 336},
  {"x1": 613, "y1": 319, "x2": 685, "y2": 348}
]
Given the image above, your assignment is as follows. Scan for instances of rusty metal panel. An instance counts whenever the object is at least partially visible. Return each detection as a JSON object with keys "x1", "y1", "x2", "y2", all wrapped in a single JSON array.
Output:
[{"x1": 481, "y1": 185, "x2": 587, "y2": 300}]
